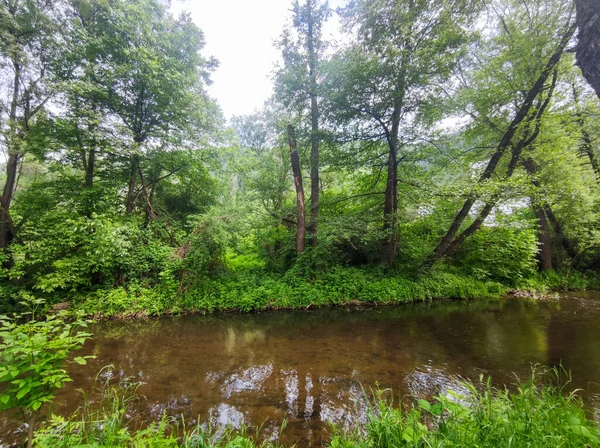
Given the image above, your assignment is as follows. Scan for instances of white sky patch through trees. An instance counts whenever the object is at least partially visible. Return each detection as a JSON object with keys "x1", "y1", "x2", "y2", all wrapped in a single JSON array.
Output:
[{"x1": 171, "y1": 0, "x2": 345, "y2": 120}]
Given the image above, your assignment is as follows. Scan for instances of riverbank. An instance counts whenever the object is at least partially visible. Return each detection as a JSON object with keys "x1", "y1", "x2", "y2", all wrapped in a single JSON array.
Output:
[
  {"x1": 72, "y1": 268, "x2": 507, "y2": 319},
  {"x1": 45, "y1": 266, "x2": 598, "y2": 319}
]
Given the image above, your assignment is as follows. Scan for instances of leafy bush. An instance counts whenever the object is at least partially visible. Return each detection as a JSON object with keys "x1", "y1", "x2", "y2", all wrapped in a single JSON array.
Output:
[
  {"x1": 0, "y1": 300, "x2": 94, "y2": 448},
  {"x1": 454, "y1": 226, "x2": 539, "y2": 285}
]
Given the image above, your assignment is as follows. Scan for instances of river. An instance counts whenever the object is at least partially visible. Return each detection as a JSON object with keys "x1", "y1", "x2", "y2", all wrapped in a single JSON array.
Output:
[{"x1": 2, "y1": 292, "x2": 600, "y2": 446}]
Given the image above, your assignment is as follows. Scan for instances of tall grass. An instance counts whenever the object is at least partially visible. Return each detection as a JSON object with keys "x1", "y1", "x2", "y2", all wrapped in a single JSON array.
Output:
[
  {"x1": 331, "y1": 368, "x2": 600, "y2": 447},
  {"x1": 33, "y1": 368, "x2": 600, "y2": 447},
  {"x1": 34, "y1": 368, "x2": 286, "y2": 448}
]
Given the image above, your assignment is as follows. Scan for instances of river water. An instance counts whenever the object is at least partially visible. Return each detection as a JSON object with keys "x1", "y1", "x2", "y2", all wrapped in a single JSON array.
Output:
[{"x1": 2, "y1": 293, "x2": 600, "y2": 446}]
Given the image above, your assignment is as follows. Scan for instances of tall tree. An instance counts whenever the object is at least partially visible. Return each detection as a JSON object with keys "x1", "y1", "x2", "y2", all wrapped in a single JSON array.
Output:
[
  {"x1": 0, "y1": 0, "x2": 65, "y2": 250},
  {"x1": 433, "y1": 0, "x2": 576, "y2": 259},
  {"x1": 327, "y1": 0, "x2": 476, "y2": 265},
  {"x1": 68, "y1": 0, "x2": 218, "y2": 216},
  {"x1": 275, "y1": 0, "x2": 330, "y2": 247},
  {"x1": 288, "y1": 125, "x2": 306, "y2": 253}
]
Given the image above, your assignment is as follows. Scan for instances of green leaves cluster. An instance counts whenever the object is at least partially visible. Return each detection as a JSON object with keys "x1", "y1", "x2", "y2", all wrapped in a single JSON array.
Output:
[{"x1": 0, "y1": 308, "x2": 93, "y2": 415}]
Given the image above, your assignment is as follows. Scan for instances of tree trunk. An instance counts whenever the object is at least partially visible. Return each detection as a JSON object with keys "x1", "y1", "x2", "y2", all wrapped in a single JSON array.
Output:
[
  {"x1": 0, "y1": 62, "x2": 22, "y2": 250},
  {"x1": 533, "y1": 202, "x2": 553, "y2": 270},
  {"x1": 523, "y1": 157, "x2": 577, "y2": 260},
  {"x1": 126, "y1": 154, "x2": 140, "y2": 214},
  {"x1": 381, "y1": 148, "x2": 398, "y2": 265},
  {"x1": 433, "y1": 19, "x2": 575, "y2": 258},
  {"x1": 575, "y1": 0, "x2": 600, "y2": 99},
  {"x1": 288, "y1": 125, "x2": 306, "y2": 254},
  {"x1": 572, "y1": 83, "x2": 600, "y2": 182},
  {"x1": 137, "y1": 166, "x2": 157, "y2": 221},
  {"x1": 85, "y1": 146, "x2": 96, "y2": 188},
  {"x1": 544, "y1": 204, "x2": 577, "y2": 260},
  {"x1": 380, "y1": 103, "x2": 402, "y2": 266},
  {"x1": 307, "y1": 4, "x2": 320, "y2": 247}
]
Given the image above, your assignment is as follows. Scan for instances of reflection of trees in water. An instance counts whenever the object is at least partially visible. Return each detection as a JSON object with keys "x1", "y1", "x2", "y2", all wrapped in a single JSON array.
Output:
[{"x1": 546, "y1": 295, "x2": 600, "y2": 401}]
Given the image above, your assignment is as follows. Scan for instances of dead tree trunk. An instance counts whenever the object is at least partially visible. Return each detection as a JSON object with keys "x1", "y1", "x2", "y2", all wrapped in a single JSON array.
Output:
[
  {"x1": 575, "y1": 0, "x2": 600, "y2": 99},
  {"x1": 433, "y1": 19, "x2": 575, "y2": 259},
  {"x1": 288, "y1": 125, "x2": 306, "y2": 254}
]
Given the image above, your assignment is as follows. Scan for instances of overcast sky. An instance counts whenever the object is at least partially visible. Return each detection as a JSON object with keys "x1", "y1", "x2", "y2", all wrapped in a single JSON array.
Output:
[{"x1": 171, "y1": 0, "x2": 345, "y2": 120}]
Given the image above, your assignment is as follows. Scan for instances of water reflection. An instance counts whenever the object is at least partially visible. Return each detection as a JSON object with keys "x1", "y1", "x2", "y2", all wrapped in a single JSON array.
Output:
[{"x1": 1, "y1": 294, "x2": 600, "y2": 447}]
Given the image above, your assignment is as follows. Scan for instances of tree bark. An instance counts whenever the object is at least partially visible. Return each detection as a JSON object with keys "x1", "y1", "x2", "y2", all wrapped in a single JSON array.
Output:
[
  {"x1": 288, "y1": 125, "x2": 306, "y2": 254},
  {"x1": 575, "y1": 0, "x2": 600, "y2": 99},
  {"x1": 380, "y1": 103, "x2": 402, "y2": 266},
  {"x1": 533, "y1": 202, "x2": 553, "y2": 270},
  {"x1": 85, "y1": 147, "x2": 96, "y2": 188},
  {"x1": 433, "y1": 19, "x2": 575, "y2": 259},
  {"x1": 307, "y1": 2, "x2": 320, "y2": 247},
  {"x1": 0, "y1": 63, "x2": 22, "y2": 250},
  {"x1": 126, "y1": 154, "x2": 140, "y2": 214},
  {"x1": 137, "y1": 166, "x2": 157, "y2": 221},
  {"x1": 572, "y1": 83, "x2": 600, "y2": 182}
]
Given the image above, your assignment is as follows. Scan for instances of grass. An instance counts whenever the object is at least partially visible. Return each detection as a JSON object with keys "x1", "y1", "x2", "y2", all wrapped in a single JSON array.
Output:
[
  {"x1": 73, "y1": 266, "x2": 508, "y2": 318},
  {"x1": 332, "y1": 368, "x2": 600, "y2": 448},
  {"x1": 34, "y1": 368, "x2": 286, "y2": 448},
  {"x1": 32, "y1": 368, "x2": 600, "y2": 447}
]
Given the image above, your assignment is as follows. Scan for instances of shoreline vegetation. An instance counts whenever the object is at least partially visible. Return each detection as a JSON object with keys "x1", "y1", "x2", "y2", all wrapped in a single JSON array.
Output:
[
  {"x1": 30, "y1": 367, "x2": 600, "y2": 447},
  {"x1": 57, "y1": 267, "x2": 600, "y2": 320}
]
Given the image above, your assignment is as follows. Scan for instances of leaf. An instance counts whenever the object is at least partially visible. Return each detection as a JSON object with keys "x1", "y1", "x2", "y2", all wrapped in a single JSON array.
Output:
[
  {"x1": 431, "y1": 402, "x2": 443, "y2": 416},
  {"x1": 418, "y1": 399, "x2": 431, "y2": 412}
]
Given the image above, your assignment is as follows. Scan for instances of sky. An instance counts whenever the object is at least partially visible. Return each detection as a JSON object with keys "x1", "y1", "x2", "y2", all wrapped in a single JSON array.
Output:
[{"x1": 171, "y1": 0, "x2": 345, "y2": 120}]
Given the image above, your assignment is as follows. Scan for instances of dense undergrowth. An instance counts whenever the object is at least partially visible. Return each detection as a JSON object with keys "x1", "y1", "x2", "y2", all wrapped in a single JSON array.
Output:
[
  {"x1": 32, "y1": 369, "x2": 600, "y2": 447},
  {"x1": 75, "y1": 268, "x2": 509, "y2": 318},
  {"x1": 3, "y1": 257, "x2": 599, "y2": 319}
]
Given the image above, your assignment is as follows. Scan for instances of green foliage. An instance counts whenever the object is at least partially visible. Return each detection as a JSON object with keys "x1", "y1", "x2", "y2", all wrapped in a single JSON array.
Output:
[
  {"x1": 0, "y1": 301, "x2": 93, "y2": 418},
  {"x1": 167, "y1": 267, "x2": 505, "y2": 316},
  {"x1": 455, "y1": 226, "x2": 539, "y2": 285},
  {"x1": 331, "y1": 369, "x2": 600, "y2": 447}
]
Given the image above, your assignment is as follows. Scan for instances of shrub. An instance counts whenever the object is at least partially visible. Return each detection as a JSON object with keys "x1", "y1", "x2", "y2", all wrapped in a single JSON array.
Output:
[{"x1": 0, "y1": 300, "x2": 93, "y2": 448}]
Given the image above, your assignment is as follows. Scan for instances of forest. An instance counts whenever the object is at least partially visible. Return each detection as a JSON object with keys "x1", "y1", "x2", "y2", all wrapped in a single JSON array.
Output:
[
  {"x1": 1, "y1": 0, "x2": 600, "y2": 446},
  {"x1": 0, "y1": 0, "x2": 599, "y2": 316}
]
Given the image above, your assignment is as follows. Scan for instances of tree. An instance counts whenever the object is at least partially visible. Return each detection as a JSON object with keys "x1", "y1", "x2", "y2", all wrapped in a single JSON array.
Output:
[
  {"x1": 275, "y1": 0, "x2": 330, "y2": 247},
  {"x1": 288, "y1": 125, "x2": 306, "y2": 253},
  {"x1": 0, "y1": 0, "x2": 66, "y2": 251},
  {"x1": 67, "y1": 0, "x2": 219, "y2": 216},
  {"x1": 433, "y1": 0, "x2": 576, "y2": 260},
  {"x1": 328, "y1": 0, "x2": 476, "y2": 265}
]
